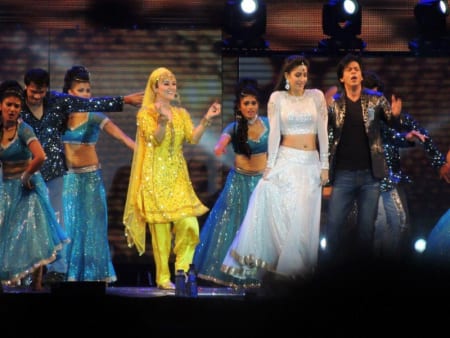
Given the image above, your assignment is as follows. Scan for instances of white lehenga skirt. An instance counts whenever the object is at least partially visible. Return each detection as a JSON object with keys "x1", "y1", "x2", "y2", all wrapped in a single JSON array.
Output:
[{"x1": 221, "y1": 146, "x2": 322, "y2": 280}]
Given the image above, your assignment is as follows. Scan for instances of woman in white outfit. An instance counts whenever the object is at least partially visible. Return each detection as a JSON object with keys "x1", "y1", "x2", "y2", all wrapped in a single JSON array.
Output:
[{"x1": 221, "y1": 55, "x2": 329, "y2": 281}]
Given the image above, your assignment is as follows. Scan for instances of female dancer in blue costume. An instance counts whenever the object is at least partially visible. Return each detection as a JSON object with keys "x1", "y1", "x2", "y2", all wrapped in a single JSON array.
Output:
[
  {"x1": 0, "y1": 80, "x2": 68, "y2": 290},
  {"x1": 21, "y1": 68, "x2": 142, "y2": 283},
  {"x1": 222, "y1": 55, "x2": 329, "y2": 281},
  {"x1": 61, "y1": 66, "x2": 136, "y2": 282},
  {"x1": 193, "y1": 79, "x2": 269, "y2": 289}
]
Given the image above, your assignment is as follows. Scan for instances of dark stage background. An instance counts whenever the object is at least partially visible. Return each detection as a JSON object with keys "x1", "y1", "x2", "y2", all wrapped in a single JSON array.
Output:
[
  {"x1": 0, "y1": 1, "x2": 448, "y2": 285},
  {"x1": 2, "y1": 0, "x2": 450, "y2": 52}
]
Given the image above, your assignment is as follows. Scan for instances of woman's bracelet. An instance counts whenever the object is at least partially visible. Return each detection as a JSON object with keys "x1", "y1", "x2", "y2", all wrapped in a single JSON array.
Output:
[
  {"x1": 201, "y1": 117, "x2": 212, "y2": 128},
  {"x1": 21, "y1": 171, "x2": 32, "y2": 187}
]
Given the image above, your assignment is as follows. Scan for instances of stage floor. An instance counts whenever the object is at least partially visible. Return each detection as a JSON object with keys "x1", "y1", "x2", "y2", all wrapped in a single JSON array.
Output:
[
  {"x1": 2, "y1": 268, "x2": 449, "y2": 337},
  {"x1": 2, "y1": 284, "x2": 246, "y2": 298},
  {"x1": 1, "y1": 283, "x2": 280, "y2": 336}
]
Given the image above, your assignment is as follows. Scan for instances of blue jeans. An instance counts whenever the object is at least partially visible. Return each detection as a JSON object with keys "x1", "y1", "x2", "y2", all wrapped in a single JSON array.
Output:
[
  {"x1": 45, "y1": 176, "x2": 68, "y2": 274},
  {"x1": 325, "y1": 170, "x2": 380, "y2": 263},
  {"x1": 374, "y1": 185, "x2": 409, "y2": 258}
]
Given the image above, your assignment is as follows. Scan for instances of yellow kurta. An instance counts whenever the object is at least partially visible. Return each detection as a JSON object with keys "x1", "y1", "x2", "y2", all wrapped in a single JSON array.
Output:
[{"x1": 123, "y1": 103, "x2": 208, "y2": 255}]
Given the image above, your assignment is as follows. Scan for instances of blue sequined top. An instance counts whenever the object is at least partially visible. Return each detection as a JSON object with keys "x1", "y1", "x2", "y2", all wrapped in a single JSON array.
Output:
[
  {"x1": 21, "y1": 91, "x2": 123, "y2": 181},
  {"x1": 62, "y1": 112, "x2": 109, "y2": 145},
  {"x1": 0, "y1": 121, "x2": 37, "y2": 163},
  {"x1": 223, "y1": 116, "x2": 269, "y2": 155}
]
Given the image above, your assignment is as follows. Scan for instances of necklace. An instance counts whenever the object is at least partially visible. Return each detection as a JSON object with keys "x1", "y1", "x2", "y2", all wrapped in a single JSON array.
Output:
[
  {"x1": 248, "y1": 115, "x2": 258, "y2": 125},
  {"x1": 3, "y1": 123, "x2": 18, "y2": 141}
]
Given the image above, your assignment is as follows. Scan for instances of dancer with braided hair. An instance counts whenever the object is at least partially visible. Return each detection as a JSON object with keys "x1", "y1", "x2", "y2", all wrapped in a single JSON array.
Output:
[{"x1": 193, "y1": 78, "x2": 268, "y2": 289}]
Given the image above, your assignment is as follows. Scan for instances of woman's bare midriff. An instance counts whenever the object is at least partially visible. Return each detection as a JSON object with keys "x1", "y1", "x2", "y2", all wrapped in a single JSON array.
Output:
[
  {"x1": 281, "y1": 134, "x2": 317, "y2": 151},
  {"x1": 64, "y1": 143, "x2": 99, "y2": 168},
  {"x1": 235, "y1": 153, "x2": 267, "y2": 173}
]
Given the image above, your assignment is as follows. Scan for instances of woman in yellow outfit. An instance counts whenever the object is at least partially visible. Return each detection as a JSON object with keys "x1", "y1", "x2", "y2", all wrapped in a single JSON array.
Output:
[{"x1": 123, "y1": 67, "x2": 221, "y2": 289}]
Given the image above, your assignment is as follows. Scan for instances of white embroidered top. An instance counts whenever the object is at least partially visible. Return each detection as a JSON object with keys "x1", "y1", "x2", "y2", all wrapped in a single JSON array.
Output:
[{"x1": 266, "y1": 89, "x2": 329, "y2": 169}]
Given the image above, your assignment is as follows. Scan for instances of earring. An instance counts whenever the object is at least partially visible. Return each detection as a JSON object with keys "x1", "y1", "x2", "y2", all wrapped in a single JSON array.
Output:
[{"x1": 285, "y1": 80, "x2": 290, "y2": 90}]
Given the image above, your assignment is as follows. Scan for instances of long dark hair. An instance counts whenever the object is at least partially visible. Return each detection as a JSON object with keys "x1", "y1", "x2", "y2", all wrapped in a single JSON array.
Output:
[
  {"x1": 273, "y1": 55, "x2": 310, "y2": 91},
  {"x1": 60, "y1": 65, "x2": 91, "y2": 133},
  {"x1": 0, "y1": 80, "x2": 24, "y2": 141},
  {"x1": 63, "y1": 65, "x2": 91, "y2": 93},
  {"x1": 234, "y1": 78, "x2": 260, "y2": 159}
]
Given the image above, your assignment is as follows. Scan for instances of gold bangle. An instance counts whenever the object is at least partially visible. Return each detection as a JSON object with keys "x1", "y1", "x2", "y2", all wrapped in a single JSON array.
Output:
[{"x1": 201, "y1": 117, "x2": 212, "y2": 128}]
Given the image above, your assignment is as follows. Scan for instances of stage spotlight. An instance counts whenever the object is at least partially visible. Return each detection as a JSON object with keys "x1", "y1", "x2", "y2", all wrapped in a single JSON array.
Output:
[
  {"x1": 222, "y1": 0, "x2": 269, "y2": 50},
  {"x1": 408, "y1": 0, "x2": 450, "y2": 55},
  {"x1": 414, "y1": 237, "x2": 427, "y2": 254},
  {"x1": 318, "y1": 0, "x2": 366, "y2": 53}
]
